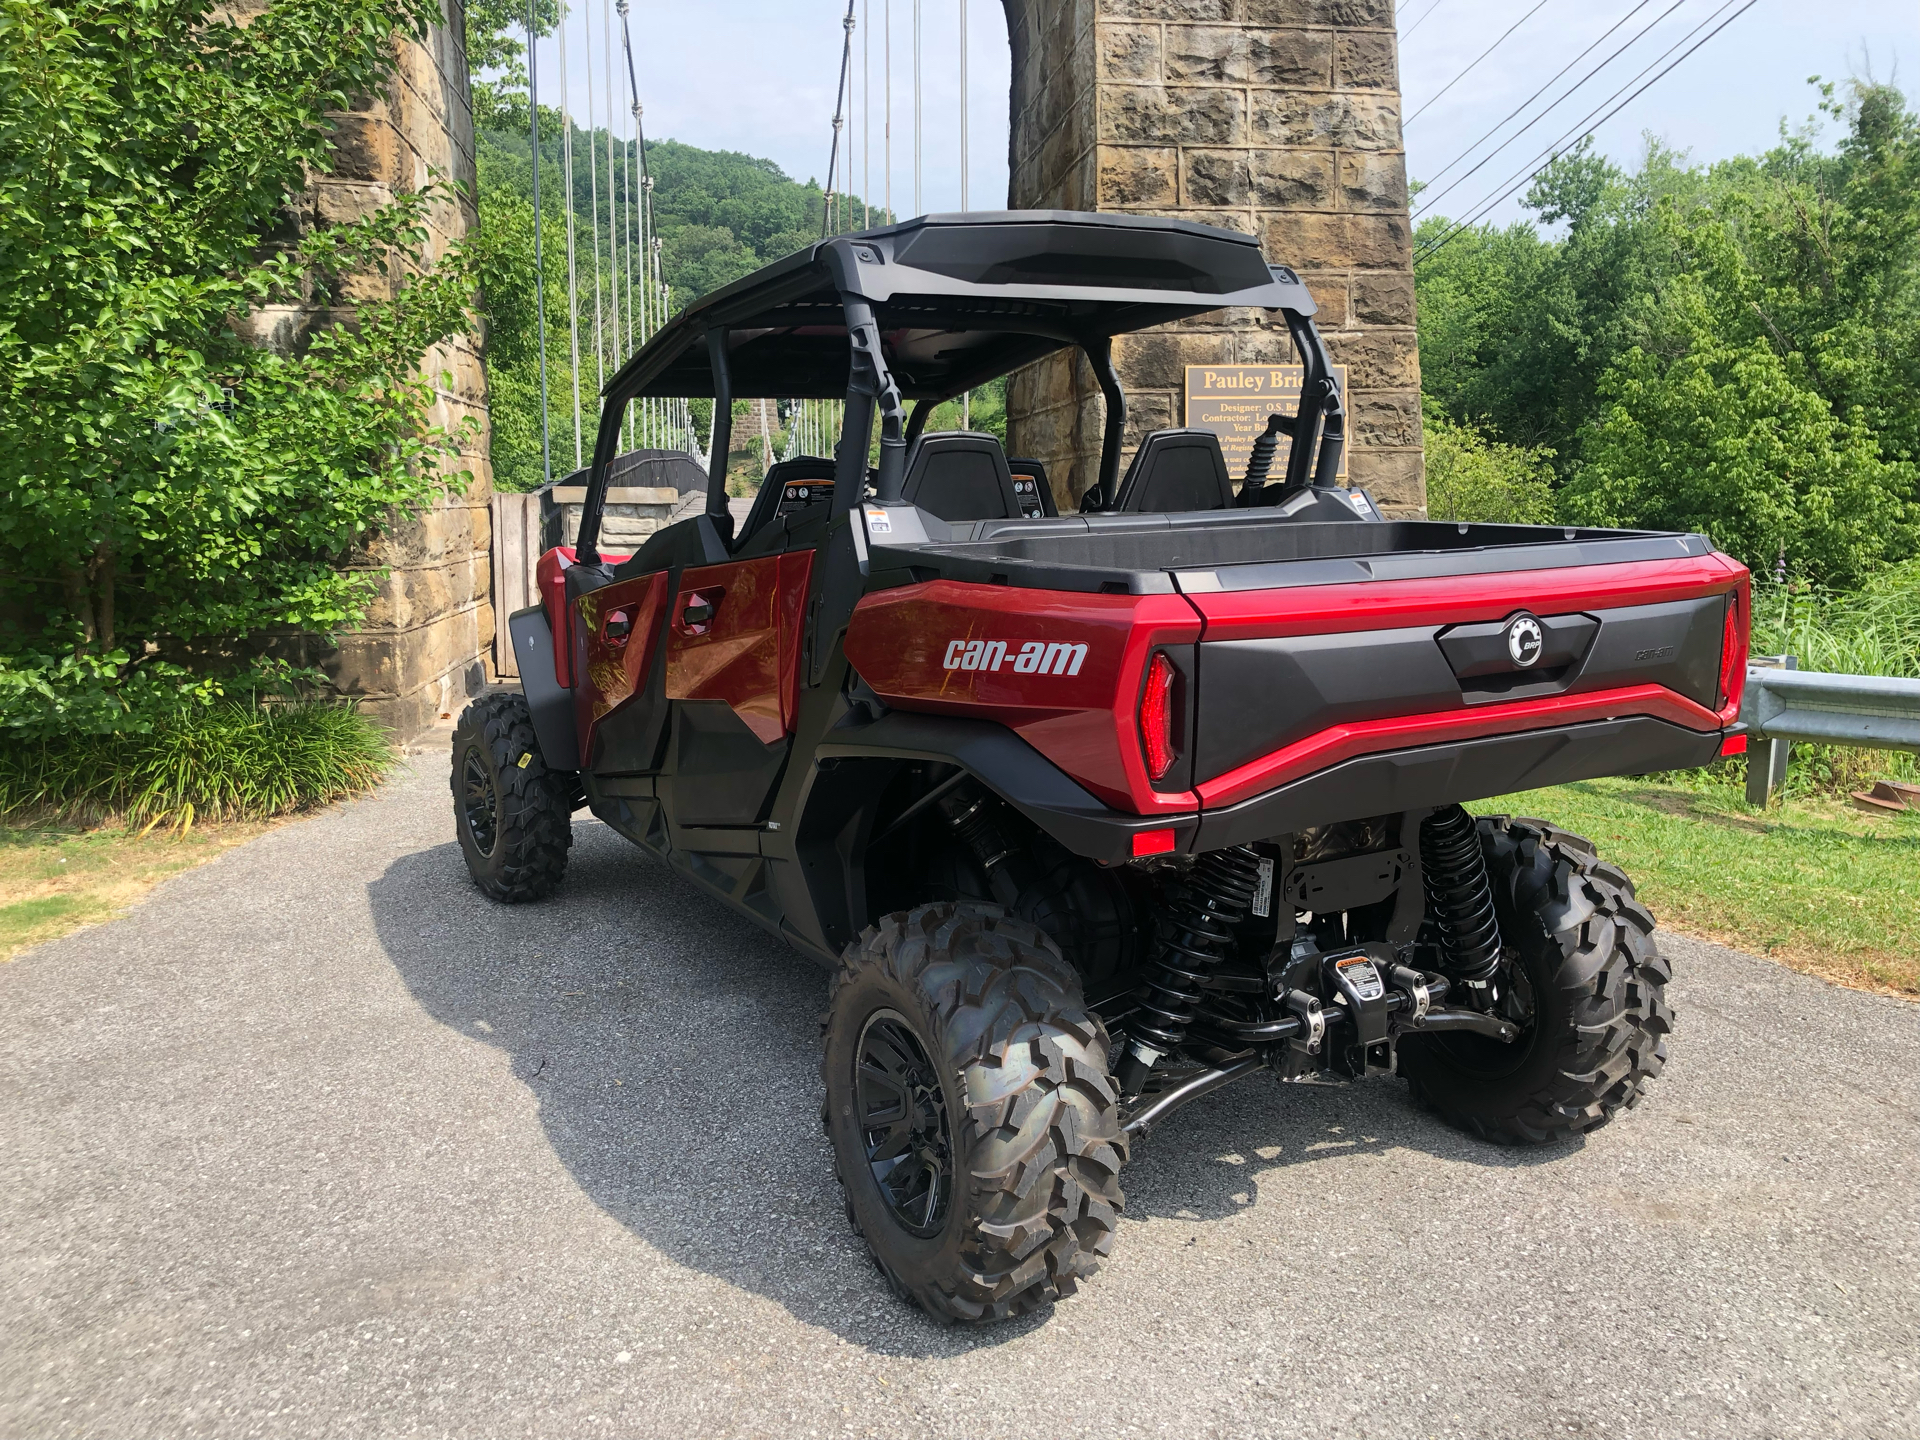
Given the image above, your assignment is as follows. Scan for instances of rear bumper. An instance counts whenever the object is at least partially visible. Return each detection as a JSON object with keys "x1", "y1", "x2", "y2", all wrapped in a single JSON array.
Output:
[
  {"x1": 1191, "y1": 715, "x2": 1722, "y2": 851},
  {"x1": 824, "y1": 709, "x2": 1721, "y2": 861}
]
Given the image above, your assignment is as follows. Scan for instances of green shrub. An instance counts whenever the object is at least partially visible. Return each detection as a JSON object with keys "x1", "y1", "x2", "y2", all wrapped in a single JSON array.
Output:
[
  {"x1": 0, "y1": 703, "x2": 391, "y2": 829},
  {"x1": 1422, "y1": 413, "x2": 1558, "y2": 524}
]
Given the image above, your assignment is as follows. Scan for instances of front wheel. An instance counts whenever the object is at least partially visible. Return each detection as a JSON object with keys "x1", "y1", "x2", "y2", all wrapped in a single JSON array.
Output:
[
  {"x1": 821, "y1": 904, "x2": 1127, "y2": 1323},
  {"x1": 450, "y1": 692, "x2": 574, "y2": 903},
  {"x1": 1401, "y1": 815, "x2": 1672, "y2": 1145}
]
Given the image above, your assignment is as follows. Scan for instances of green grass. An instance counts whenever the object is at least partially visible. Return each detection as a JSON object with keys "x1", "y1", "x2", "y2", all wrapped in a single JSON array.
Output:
[
  {"x1": 0, "y1": 818, "x2": 271, "y2": 960},
  {"x1": 1481, "y1": 775, "x2": 1920, "y2": 996},
  {"x1": 0, "y1": 701, "x2": 392, "y2": 829}
]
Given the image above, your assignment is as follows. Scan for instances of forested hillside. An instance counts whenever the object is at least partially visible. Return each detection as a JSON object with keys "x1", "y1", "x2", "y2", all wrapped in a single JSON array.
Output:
[{"x1": 1416, "y1": 80, "x2": 1919, "y2": 587}]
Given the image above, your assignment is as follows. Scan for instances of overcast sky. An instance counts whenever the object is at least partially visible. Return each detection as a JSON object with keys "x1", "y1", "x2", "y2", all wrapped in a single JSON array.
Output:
[{"x1": 532, "y1": 0, "x2": 1915, "y2": 232}]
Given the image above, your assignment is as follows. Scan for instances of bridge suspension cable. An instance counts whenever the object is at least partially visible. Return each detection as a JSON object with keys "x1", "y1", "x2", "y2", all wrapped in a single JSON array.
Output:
[
  {"x1": 557, "y1": 8, "x2": 582, "y2": 467},
  {"x1": 524, "y1": 0, "x2": 551, "y2": 487}
]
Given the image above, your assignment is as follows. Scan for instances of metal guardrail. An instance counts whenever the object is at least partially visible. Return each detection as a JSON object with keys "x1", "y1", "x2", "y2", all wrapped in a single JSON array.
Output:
[{"x1": 1739, "y1": 661, "x2": 1920, "y2": 804}]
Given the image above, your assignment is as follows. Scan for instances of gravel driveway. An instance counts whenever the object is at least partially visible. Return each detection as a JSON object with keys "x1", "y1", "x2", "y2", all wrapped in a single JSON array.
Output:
[{"x1": 4, "y1": 746, "x2": 1917, "y2": 1439}]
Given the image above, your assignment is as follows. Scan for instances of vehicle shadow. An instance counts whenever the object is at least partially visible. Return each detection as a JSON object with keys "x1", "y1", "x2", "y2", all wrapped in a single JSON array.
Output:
[{"x1": 369, "y1": 821, "x2": 1582, "y2": 1357}]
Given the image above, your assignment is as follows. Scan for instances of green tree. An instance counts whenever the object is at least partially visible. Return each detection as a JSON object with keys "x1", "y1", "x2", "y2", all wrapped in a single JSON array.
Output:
[
  {"x1": 1422, "y1": 413, "x2": 1557, "y2": 524},
  {"x1": 0, "y1": 0, "x2": 477, "y2": 734}
]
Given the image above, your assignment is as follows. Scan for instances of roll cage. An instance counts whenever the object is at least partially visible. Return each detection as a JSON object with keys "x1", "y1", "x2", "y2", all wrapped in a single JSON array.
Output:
[{"x1": 570, "y1": 210, "x2": 1348, "y2": 563}]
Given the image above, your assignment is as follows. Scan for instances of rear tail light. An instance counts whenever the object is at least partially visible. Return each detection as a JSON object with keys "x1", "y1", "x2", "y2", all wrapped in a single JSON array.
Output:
[
  {"x1": 1716, "y1": 581, "x2": 1751, "y2": 717},
  {"x1": 1140, "y1": 651, "x2": 1177, "y2": 781}
]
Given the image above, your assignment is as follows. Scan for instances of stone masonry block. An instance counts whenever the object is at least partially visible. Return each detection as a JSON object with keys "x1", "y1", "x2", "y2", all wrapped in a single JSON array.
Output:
[
  {"x1": 1249, "y1": 27, "x2": 1334, "y2": 87},
  {"x1": 1323, "y1": 328, "x2": 1421, "y2": 387},
  {"x1": 326, "y1": 113, "x2": 399, "y2": 184},
  {"x1": 1265, "y1": 210, "x2": 1411, "y2": 269},
  {"x1": 1349, "y1": 446, "x2": 1424, "y2": 512},
  {"x1": 1182, "y1": 149, "x2": 1251, "y2": 207},
  {"x1": 1250, "y1": 148, "x2": 1334, "y2": 206},
  {"x1": 1100, "y1": 146, "x2": 1179, "y2": 206},
  {"x1": 1250, "y1": 89, "x2": 1401, "y2": 149},
  {"x1": 1352, "y1": 270, "x2": 1416, "y2": 325},
  {"x1": 1349, "y1": 388, "x2": 1421, "y2": 446},
  {"x1": 1244, "y1": 0, "x2": 1395, "y2": 25},
  {"x1": 1100, "y1": 23, "x2": 1161, "y2": 79},
  {"x1": 1339, "y1": 149, "x2": 1407, "y2": 211},
  {"x1": 1099, "y1": 85, "x2": 1244, "y2": 146},
  {"x1": 1291, "y1": 271, "x2": 1349, "y2": 326},
  {"x1": 1099, "y1": 0, "x2": 1234, "y2": 19},
  {"x1": 1113, "y1": 327, "x2": 1233, "y2": 388},
  {"x1": 1335, "y1": 29, "x2": 1397, "y2": 88}
]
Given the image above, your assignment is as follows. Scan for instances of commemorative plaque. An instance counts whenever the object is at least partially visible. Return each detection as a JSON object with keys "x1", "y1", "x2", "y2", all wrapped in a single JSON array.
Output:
[{"x1": 1184, "y1": 363, "x2": 1349, "y2": 482}]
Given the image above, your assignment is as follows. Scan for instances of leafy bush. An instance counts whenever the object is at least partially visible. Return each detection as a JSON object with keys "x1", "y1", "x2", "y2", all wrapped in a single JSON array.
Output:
[
  {"x1": 1422, "y1": 412, "x2": 1557, "y2": 524},
  {"x1": 0, "y1": 0, "x2": 478, "y2": 736},
  {"x1": 0, "y1": 703, "x2": 391, "y2": 828}
]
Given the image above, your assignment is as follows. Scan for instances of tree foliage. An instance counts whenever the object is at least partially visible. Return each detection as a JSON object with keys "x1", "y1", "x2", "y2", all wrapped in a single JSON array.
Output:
[
  {"x1": 1416, "y1": 83, "x2": 1920, "y2": 584},
  {"x1": 0, "y1": 0, "x2": 478, "y2": 735}
]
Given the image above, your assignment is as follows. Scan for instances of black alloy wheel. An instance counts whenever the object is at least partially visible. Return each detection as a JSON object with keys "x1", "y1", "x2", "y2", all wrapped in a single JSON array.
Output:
[
  {"x1": 855, "y1": 1011, "x2": 953, "y2": 1237},
  {"x1": 460, "y1": 748, "x2": 500, "y2": 858}
]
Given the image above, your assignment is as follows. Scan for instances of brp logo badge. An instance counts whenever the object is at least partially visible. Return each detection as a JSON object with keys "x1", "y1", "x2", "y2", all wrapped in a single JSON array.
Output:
[{"x1": 1506, "y1": 613, "x2": 1545, "y2": 669}]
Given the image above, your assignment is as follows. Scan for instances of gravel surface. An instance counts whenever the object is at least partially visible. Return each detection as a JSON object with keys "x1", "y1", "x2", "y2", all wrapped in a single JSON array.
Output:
[{"x1": 4, "y1": 748, "x2": 1918, "y2": 1439}]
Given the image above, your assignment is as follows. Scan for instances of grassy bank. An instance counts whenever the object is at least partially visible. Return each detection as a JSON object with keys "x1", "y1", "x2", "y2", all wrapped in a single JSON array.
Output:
[
  {"x1": 0, "y1": 819, "x2": 272, "y2": 961},
  {"x1": 1482, "y1": 776, "x2": 1919, "y2": 996}
]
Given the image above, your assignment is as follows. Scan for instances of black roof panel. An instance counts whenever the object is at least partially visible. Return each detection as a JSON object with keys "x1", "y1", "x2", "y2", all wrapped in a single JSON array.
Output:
[{"x1": 607, "y1": 211, "x2": 1317, "y2": 401}]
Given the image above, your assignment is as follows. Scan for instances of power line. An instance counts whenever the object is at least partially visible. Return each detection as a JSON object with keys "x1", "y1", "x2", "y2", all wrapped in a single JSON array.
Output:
[
  {"x1": 1415, "y1": 0, "x2": 1676, "y2": 218},
  {"x1": 1401, "y1": 0, "x2": 1452, "y2": 40},
  {"x1": 1416, "y1": 0, "x2": 1760, "y2": 263},
  {"x1": 1406, "y1": 0, "x2": 1558, "y2": 127}
]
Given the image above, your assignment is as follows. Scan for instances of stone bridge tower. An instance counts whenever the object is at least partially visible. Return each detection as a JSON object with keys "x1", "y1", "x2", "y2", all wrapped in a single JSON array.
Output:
[{"x1": 1000, "y1": 0, "x2": 1423, "y2": 516}]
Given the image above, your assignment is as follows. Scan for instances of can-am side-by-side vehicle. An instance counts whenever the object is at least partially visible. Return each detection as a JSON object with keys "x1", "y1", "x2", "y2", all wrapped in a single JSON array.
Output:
[{"x1": 453, "y1": 212, "x2": 1751, "y2": 1323}]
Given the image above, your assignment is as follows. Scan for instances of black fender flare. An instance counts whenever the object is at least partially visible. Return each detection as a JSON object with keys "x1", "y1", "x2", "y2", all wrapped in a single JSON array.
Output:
[
  {"x1": 811, "y1": 711, "x2": 1196, "y2": 867},
  {"x1": 508, "y1": 606, "x2": 580, "y2": 772}
]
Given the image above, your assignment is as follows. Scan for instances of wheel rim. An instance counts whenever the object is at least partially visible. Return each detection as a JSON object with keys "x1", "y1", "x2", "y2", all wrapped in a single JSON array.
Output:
[
  {"x1": 855, "y1": 1009, "x2": 954, "y2": 1238},
  {"x1": 460, "y1": 748, "x2": 500, "y2": 858}
]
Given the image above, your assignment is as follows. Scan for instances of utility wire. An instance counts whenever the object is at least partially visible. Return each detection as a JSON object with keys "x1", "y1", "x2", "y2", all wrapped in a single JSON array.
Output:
[
  {"x1": 1415, "y1": 0, "x2": 1674, "y2": 216},
  {"x1": 1417, "y1": 0, "x2": 1759, "y2": 262},
  {"x1": 1401, "y1": 0, "x2": 1451, "y2": 40},
  {"x1": 1406, "y1": 0, "x2": 1557, "y2": 127}
]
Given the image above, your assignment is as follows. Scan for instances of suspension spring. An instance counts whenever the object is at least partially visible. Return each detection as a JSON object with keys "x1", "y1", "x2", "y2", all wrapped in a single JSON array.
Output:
[
  {"x1": 1419, "y1": 805, "x2": 1503, "y2": 983},
  {"x1": 1240, "y1": 413, "x2": 1286, "y2": 493},
  {"x1": 1120, "y1": 846, "x2": 1263, "y2": 1089}
]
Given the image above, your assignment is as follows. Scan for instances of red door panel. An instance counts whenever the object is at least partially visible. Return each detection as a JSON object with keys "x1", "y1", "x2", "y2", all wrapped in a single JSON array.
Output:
[
  {"x1": 576, "y1": 570, "x2": 671, "y2": 761},
  {"x1": 665, "y1": 552, "x2": 815, "y2": 745}
]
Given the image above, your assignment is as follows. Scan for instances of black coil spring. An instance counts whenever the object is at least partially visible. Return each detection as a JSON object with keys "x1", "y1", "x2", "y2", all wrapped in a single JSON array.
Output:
[
  {"x1": 1132, "y1": 846, "x2": 1264, "y2": 1051},
  {"x1": 1419, "y1": 805, "x2": 1503, "y2": 982},
  {"x1": 1241, "y1": 414, "x2": 1285, "y2": 490}
]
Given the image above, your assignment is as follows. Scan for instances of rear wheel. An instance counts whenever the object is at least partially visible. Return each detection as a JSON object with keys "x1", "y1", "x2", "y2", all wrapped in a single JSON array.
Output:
[
  {"x1": 1401, "y1": 815, "x2": 1672, "y2": 1145},
  {"x1": 451, "y1": 693, "x2": 573, "y2": 903},
  {"x1": 821, "y1": 903, "x2": 1127, "y2": 1323}
]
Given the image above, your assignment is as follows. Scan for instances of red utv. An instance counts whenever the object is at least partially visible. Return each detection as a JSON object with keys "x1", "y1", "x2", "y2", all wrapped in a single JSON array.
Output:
[{"x1": 453, "y1": 212, "x2": 1750, "y2": 1323}]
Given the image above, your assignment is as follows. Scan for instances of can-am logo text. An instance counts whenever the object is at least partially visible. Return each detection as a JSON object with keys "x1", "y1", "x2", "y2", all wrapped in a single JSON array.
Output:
[{"x1": 942, "y1": 639, "x2": 1088, "y2": 676}]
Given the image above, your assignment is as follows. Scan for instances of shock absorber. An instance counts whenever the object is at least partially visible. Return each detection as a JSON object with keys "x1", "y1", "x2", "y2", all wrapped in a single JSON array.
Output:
[
  {"x1": 1419, "y1": 805, "x2": 1503, "y2": 989},
  {"x1": 1118, "y1": 845, "x2": 1263, "y2": 1093},
  {"x1": 1238, "y1": 412, "x2": 1287, "y2": 499}
]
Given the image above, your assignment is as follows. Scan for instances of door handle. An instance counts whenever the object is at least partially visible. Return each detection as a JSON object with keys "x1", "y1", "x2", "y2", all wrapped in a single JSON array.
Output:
[
  {"x1": 678, "y1": 586, "x2": 723, "y2": 635},
  {"x1": 602, "y1": 608, "x2": 633, "y2": 646}
]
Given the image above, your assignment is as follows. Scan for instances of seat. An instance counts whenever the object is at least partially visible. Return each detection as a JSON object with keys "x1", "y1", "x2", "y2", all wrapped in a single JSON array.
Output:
[
  {"x1": 1005, "y1": 457, "x2": 1057, "y2": 519},
  {"x1": 900, "y1": 431, "x2": 1022, "y2": 522},
  {"x1": 734, "y1": 456, "x2": 838, "y2": 550},
  {"x1": 1110, "y1": 429, "x2": 1235, "y2": 513}
]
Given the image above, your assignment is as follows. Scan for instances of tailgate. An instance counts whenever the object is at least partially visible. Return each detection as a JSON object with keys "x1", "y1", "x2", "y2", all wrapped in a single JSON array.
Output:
[{"x1": 1181, "y1": 554, "x2": 1747, "y2": 808}]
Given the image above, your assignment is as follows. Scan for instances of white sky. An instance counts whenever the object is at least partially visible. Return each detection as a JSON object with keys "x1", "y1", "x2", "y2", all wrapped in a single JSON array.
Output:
[{"x1": 532, "y1": 1, "x2": 1914, "y2": 231}]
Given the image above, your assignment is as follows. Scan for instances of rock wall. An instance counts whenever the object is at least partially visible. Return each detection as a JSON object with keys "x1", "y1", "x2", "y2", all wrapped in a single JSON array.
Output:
[
  {"x1": 242, "y1": 0, "x2": 493, "y2": 737},
  {"x1": 1000, "y1": 0, "x2": 1423, "y2": 515}
]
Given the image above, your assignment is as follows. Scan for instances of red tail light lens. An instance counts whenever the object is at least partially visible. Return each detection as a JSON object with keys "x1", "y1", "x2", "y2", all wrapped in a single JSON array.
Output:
[
  {"x1": 1140, "y1": 652, "x2": 1177, "y2": 781},
  {"x1": 1716, "y1": 581, "x2": 1751, "y2": 717}
]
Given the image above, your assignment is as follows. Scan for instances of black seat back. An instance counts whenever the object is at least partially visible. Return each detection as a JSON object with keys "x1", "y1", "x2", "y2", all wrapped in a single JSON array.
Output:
[
  {"x1": 1111, "y1": 429, "x2": 1235, "y2": 513},
  {"x1": 901, "y1": 431, "x2": 1021, "y2": 522},
  {"x1": 736, "y1": 456, "x2": 837, "y2": 549},
  {"x1": 1006, "y1": 457, "x2": 1056, "y2": 518}
]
